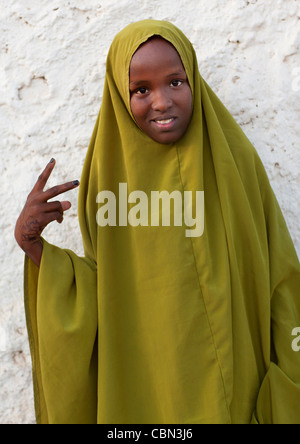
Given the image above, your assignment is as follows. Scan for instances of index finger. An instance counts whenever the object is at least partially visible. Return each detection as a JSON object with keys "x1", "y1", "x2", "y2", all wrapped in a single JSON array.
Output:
[
  {"x1": 42, "y1": 179, "x2": 80, "y2": 202},
  {"x1": 32, "y1": 158, "x2": 56, "y2": 193}
]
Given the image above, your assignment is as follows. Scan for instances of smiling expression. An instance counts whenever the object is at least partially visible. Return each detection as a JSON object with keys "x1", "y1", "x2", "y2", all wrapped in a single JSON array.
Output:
[{"x1": 129, "y1": 37, "x2": 193, "y2": 144}]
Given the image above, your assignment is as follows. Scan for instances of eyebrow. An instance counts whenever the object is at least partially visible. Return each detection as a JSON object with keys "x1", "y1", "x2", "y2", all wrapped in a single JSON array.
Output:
[
  {"x1": 166, "y1": 71, "x2": 186, "y2": 77},
  {"x1": 129, "y1": 80, "x2": 149, "y2": 87},
  {"x1": 129, "y1": 71, "x2": 187, "y2": 87}
]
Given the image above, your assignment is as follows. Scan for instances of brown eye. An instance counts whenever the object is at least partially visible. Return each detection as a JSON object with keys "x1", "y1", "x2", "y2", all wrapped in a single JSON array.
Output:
[
  {"x1": 136, "y1": 87, "x2": 148, "y2": 95},
  {"x1": 170, "y1": 80, "x2": 183, "y2": 87}
]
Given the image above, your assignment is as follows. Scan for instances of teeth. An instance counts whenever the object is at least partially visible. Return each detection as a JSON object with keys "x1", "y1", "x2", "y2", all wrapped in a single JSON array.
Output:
[{"x1": 156, "y1": 118, "x2": 173, "y2": 124}]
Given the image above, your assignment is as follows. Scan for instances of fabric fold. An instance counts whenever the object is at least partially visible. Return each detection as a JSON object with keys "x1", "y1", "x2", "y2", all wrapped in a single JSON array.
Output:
[{"x1": 24, "y1": 239, "x2": 97, "y2": 424}]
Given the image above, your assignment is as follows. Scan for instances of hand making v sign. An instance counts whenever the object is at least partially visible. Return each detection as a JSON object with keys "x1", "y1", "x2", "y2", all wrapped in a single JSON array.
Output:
[{"x1": 14, "y1": 158, "x2": 80, "y2": 267}]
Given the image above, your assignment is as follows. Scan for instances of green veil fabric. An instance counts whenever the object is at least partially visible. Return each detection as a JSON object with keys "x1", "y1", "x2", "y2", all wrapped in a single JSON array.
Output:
[{"x1": 24, "y1": 20, "x2": 300, "y2": 424}]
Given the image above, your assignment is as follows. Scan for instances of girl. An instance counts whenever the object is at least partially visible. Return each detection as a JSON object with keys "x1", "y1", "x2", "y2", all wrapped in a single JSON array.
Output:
[{"x1": 15, "y1": 20, "x2": 300, "y2": 424}]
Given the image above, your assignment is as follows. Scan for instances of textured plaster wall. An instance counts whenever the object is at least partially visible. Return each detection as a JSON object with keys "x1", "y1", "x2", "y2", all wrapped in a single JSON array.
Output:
[{"x1": 0, "y1": 0, "x2": 299, "y2": 424}]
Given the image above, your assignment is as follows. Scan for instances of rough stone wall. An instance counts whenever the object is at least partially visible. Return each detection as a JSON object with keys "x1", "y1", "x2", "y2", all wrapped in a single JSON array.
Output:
[{"x1": 0, "y1": 0, "x2": 299, "y2": 424}]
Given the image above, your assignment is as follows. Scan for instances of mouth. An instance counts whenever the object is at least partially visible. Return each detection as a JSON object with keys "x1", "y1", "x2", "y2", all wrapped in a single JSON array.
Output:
[{"x1": 151, "y1": 117, "x2": 176, "y2": 130}]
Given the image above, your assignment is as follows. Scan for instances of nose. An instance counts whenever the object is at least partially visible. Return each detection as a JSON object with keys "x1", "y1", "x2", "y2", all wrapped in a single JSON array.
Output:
[{"x1": 152, "y1": 88, "x2": 172, "y2": 112}]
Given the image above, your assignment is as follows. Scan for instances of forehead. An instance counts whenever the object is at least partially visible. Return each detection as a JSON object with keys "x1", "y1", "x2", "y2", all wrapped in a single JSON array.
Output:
[{"x1": 130, "y1": 38, "x2": 186, "y2": 77}]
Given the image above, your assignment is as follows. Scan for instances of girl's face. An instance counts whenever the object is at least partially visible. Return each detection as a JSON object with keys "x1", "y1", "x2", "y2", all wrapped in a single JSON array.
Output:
[{"x1": 129, "y1": 37, "x2": 193, "y2": 144}]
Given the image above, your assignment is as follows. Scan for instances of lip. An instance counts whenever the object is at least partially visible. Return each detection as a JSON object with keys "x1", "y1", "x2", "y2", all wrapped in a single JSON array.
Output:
[{"x1": 151, "y1": 117, "x2": 177, "y2": 130}]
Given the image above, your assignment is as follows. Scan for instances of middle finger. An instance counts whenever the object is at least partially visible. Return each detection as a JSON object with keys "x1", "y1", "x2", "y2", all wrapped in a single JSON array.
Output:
[{"x1": 42, "y1": 180, "x2": 80, "y2": 202}]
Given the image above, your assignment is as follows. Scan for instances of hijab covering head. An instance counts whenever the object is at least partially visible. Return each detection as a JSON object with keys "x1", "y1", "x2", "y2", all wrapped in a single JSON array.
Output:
[{"x1": 25, "y1": 20, "x2": 300, "y2": 424}]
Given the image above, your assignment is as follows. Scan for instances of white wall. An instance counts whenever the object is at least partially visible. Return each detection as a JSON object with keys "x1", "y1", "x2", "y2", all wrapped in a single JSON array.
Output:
[{"x1": 0, "y1": 0, "x2": 299, "y2": 424}]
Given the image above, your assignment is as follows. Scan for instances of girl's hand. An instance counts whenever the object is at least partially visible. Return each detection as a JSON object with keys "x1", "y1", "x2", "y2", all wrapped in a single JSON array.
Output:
[{"x1": 14, "y1": 158, "x2": 80, "y2": 267}]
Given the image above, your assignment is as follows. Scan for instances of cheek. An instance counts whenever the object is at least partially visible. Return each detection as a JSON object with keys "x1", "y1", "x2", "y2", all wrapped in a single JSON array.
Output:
[
  {"x1": 184, "y1": 89, "x2": 193, "y2": 117},
  {"x1": 177, "y1": 89, "x2": 193, "y2": 129},
  {"x1": 130, "y1": 98, "x2": 149, "y2": 124},
  {"x1": 185, "y1": 92, "x2": 193, "y2": 128}
]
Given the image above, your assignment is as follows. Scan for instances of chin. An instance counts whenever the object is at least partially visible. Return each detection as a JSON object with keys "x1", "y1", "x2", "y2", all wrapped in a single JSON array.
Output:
[{"x1": 152, "y1": 132, "x2": 181, "y2": 145}]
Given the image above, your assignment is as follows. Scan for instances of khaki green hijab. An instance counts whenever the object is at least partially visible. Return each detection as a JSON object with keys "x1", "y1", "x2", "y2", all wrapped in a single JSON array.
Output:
[{"x1": 25, "y1": 20, "x2": 300, "y2": 424}]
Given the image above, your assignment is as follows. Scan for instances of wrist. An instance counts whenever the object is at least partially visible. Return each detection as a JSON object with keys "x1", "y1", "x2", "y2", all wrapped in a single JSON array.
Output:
[{"x1": 23, "y1": 239, "x2": 43, "y2": 267}]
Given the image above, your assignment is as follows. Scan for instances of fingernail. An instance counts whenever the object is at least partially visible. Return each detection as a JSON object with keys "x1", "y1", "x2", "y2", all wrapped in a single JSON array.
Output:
[
  {"x1": 72, "y1": 180, "x2": 80, "y2": 186},
  {"x1": 49, "y1": 158, "x2": 55, "y2": 163}
]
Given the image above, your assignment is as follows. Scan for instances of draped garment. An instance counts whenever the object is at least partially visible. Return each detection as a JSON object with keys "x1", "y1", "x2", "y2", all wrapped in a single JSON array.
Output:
[{"x1": 24, "y1": 20, "x2": 300, "y2": 424}]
